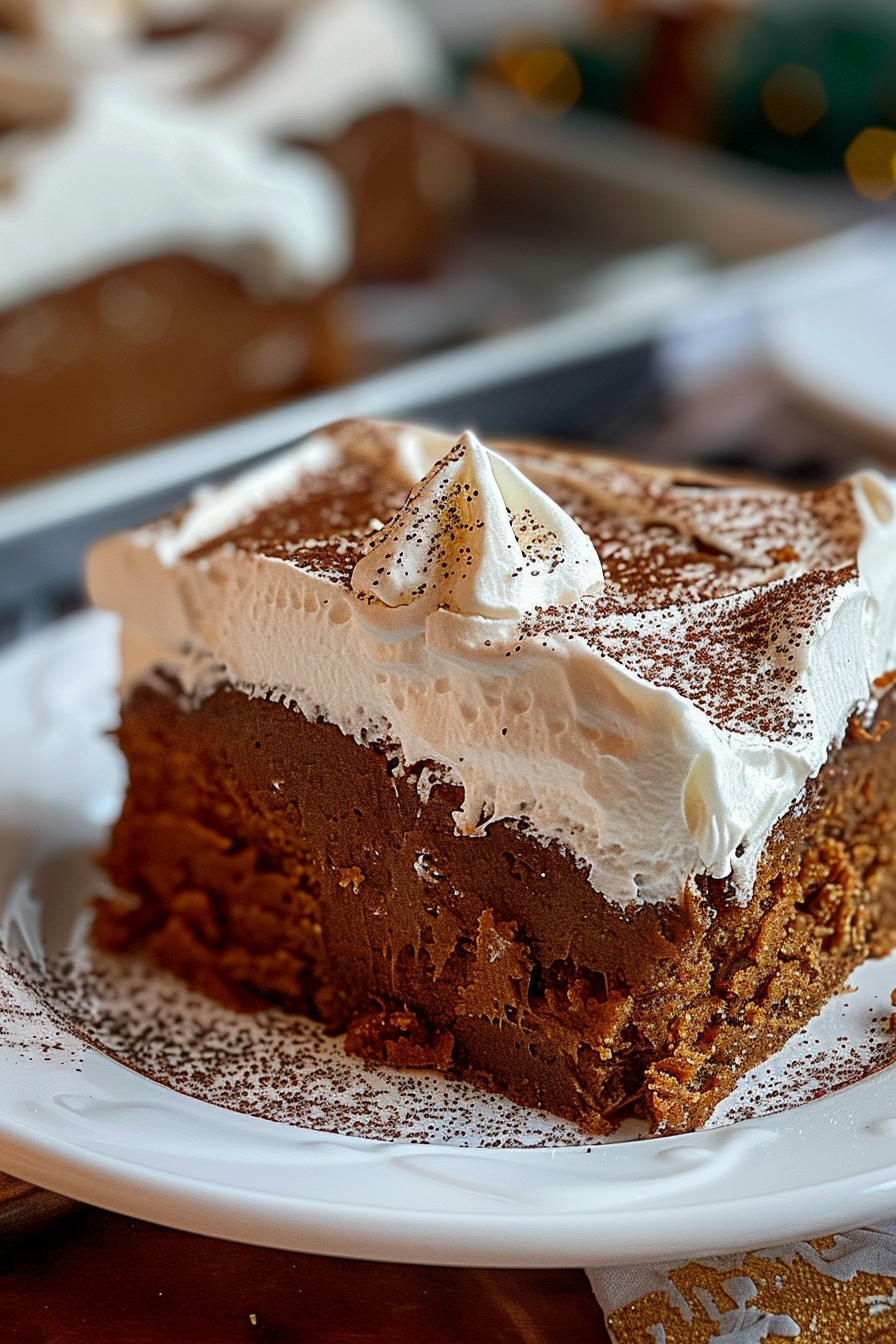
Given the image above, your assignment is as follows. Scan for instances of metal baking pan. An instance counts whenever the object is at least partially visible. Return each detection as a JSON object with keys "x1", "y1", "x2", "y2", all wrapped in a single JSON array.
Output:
[
  {"x1": 350, "y1": 100, "x2": 862, "y2": 366},
  {"x1": 452, "y1": 99, "x2": 862, "y2": 268}
]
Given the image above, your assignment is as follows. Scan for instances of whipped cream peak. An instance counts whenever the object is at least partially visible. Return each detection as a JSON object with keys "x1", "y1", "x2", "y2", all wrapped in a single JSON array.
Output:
[{"x1": 350, "y1": 431, "x2": 603, "y2": 621}]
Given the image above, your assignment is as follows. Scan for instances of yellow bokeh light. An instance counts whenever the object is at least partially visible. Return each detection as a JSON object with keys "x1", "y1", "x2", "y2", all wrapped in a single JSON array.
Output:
[
  {"x1": 761, "y1": 64, "x2": 828, "y2": 137},
  {"x1": 493, "y1": 44, "x2": 582, "y2": 119},
  {"x1": 844, "y1": 127, "x2": 896, "y2": 201}
]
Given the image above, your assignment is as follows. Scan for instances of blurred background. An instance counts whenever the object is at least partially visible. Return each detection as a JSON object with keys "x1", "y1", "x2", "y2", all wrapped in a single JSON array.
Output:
[{"x1": 3, "y1": 0, "x2": 896, "y2": 635}]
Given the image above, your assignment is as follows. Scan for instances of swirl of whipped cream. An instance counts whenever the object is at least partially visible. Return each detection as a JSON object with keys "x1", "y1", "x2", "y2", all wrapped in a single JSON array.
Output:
[{"x1": 350, "y1": 431, "x2": 603, "y2": 622}]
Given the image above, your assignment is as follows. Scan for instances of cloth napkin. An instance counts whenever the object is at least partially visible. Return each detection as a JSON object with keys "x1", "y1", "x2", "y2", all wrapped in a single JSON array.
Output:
[{"x1": 587, "y1": 1221, "x2": 896, "y2": 1341}]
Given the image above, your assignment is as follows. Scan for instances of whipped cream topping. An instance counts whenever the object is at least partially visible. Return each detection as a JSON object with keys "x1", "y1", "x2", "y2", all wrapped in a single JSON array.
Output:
[
  {"x1": 11, "y1": 4, "x2": 253, "y2": 102},
  {"x1": 199, "y1": 0, "x2": 448, "y2": 142},
  {"x1": 0, "y1": 83, "x2": 349, "y2": 311},
  {"x1": 351, "y1": 432, "x2": 603, "y2": 623},
  {"x1": 34, "y1": 0, "x2": 138, "y2": 56},
  {"x1": 87, "y1": 419, "x2": 896, "y2": 908},
  {"x1": 17, "y1": 0, "x2": 446, "y2": 139}
]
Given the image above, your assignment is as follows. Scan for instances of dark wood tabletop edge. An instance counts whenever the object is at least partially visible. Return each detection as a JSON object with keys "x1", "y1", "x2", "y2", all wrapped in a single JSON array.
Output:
[{"x1": 0, "y1": 1172, "x2": 80, "y2": 1251}]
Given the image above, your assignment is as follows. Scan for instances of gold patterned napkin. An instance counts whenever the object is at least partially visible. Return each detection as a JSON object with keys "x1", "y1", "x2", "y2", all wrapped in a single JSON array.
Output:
[{"x1": 587, "y1": 1221, "x2": 896, "y2": 1342}]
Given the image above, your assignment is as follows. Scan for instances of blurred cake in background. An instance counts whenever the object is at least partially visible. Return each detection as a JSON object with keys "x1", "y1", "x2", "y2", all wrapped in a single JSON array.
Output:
[
  {"x1": 0, "y1": 0, "x2": 474, "y2": 491},
  {"x1": 0, "y1": 0, "x2": 472, "y2": 280},
  {"x1": 191, "y1": 0, "x2": 472, "y2": 281},
  {"x1": 0, "y1": 83, "x2": 351, "y2": 490}
]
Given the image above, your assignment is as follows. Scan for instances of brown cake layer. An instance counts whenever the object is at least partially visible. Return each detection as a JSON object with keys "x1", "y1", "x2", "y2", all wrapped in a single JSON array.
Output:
[
  {"x1": 0, "y1": 254, "x2": 349, "y2": 491},
  {"x1": 96, "y1": 674, "x2": 896, "y2": 1135},
  {"x1": 313, "y1": 107, "x2": 473, "y2": 283}
]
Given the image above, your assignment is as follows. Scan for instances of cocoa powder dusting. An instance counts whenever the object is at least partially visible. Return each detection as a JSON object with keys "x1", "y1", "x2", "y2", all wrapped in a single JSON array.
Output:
[{"x1": 175, "y1": 440, "x2": 874, "y2": 747}]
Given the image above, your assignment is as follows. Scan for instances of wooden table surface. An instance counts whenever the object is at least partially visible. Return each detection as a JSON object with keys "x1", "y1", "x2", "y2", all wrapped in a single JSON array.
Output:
[{"x1": 0, "y1": 1173, "x2": 611, "y2": 1343}]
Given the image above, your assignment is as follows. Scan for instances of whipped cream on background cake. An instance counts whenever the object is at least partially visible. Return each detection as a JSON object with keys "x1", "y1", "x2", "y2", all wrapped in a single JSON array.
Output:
[
  {"x1": 87, "y1": 419, "x2": 896, "y2": 907},
  {"x1": 199, "y1": 0, "x2": 448, "y2": 142},
  {"x1": 15, "y1": 0, "x2": 447, "y2": 143},
  {"x1": 0, "y1": 83, "x2": 350, "y2": 312}
]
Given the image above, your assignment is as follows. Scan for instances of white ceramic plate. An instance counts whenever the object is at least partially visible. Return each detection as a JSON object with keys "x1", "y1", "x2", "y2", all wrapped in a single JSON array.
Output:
[{"x1": 3, "y1": 612, "x2": 896, "y2": 1268}]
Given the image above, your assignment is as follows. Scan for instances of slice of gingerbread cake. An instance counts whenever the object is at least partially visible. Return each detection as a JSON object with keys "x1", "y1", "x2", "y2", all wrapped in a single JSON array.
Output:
[{"x1": 86, "y1": 418, "x2": 896, "y2": 1134}]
